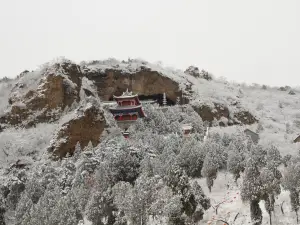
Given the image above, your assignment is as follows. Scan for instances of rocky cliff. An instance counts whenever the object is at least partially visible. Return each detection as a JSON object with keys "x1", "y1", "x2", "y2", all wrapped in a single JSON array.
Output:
[{"x1": 0, "y1": 58, "x2": 258, "y2": 157}]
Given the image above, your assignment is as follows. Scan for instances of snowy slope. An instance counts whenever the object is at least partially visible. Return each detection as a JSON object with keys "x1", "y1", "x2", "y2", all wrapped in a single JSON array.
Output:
[
  {"x1": 198, "y1": 172, "x2": 295, "y2": 225},
  {"x1": 0, "y1": 123, "x2": 59, "y2": 170},
  {"x1": 80, "y1": 58, "x2": 300, "y2": 155},
  {"x1": 1, "y1": 57, "x2": 300, "y2": 175},
  {"x1": 1, "y1": 58, "x2": 300, "y2": 224}
]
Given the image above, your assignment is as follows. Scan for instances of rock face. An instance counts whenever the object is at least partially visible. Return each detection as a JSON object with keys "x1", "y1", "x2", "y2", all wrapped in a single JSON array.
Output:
[
  {"x1": 83, "y1": 67, "x2": 188, "y2": 104},
  {"x1": 193, "y1": 103, "x2": 258, "y2": 126},
  {"x1": 48, "y1": 104, "x2": 106, "y2": 158},
  {"x1": 1, "y1": 60, "x2": 258, "y2": 129},
  {"x1": 289, "y1": 90, "x2": 296, "y2": 95},
  {"x1": 193, "y1": 104, "x2": 230, "y2": 123},
  {"x1": 1, "y1": 62, "x2": 82, "y2": 126},
  {"x1": 1, "y1": 62, "x2": 190, "y2": 127},
  {"x1": 184, "y1": 66, "x2": 213, "y2": 81},
  {"x1": 0, "y1": 59, "x2": 259, "y2": 157},
  {"x1": 234, "y1": 111, "x2": 258, "y2": 125},
  {"x1": 0, "y1": 61, "x2": 108, "y2": 158}
]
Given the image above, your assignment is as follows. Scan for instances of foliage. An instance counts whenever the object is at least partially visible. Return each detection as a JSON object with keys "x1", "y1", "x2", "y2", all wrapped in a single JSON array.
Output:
[
  {"x1": 282, "y1": 156, "x2": 300, "y2": 223},
  {"x1": 0, "y1": 97, "x2": 292, "y2": 225}
]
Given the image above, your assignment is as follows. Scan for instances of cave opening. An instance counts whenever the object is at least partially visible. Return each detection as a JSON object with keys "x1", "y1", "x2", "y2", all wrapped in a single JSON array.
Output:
[{"x1": 138, "y1": 94, "x2": 175, "y2": 106}]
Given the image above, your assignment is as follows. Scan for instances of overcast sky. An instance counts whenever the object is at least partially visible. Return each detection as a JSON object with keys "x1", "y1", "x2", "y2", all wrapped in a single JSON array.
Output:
[{"x1": 0, "y1": 0, "x2": 299, "y2": 86}]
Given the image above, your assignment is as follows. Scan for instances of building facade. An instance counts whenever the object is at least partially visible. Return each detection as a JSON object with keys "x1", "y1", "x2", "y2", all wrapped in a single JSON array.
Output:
[{"x1": 109, "y1": 89, "x2": 146, "y2": 136}]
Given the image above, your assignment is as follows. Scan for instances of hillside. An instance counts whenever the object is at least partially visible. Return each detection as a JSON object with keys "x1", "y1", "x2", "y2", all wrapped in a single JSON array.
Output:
[{"x1": 0, "y1": 58, "x2": 300, "y2": 225}]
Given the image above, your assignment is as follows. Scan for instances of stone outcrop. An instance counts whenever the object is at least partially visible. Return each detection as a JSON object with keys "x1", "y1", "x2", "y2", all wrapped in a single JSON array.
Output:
[
  {"x1": 0, "y1": 62, "x2": 82, "y2": 127},
  {"x1": 0, "y1": 59, "x2": 259, "y2": 129},
  {"x1": 193, "y1": 103, "x2": 230, "y2": 123},
  {"x1": 6, "y1": 60, "x2": 257, "y2": 130},
  {"x1": 234, "y1": 110, "x2": 258, "y2": 125},
  {"x1": 48, "y1": 104, "x2": 106, "y2": 158},
  {"x1": 0, "y1": 59, "x2": 258, "y2": 158},
  {"x1": 184, "y1": 66, "x2": 213, "y2": 81},
  {"x1": 192, "y1": 103, "x2": 258, "y2": 126},
  {"x1": 289, "y1": 90, "x2": 296, "y2": 95},
  {"x1": 83, "y1": 67, "x2": 188, "y2": 104}
]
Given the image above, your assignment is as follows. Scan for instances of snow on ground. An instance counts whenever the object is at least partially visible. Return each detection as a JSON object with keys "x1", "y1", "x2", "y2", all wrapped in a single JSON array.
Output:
[
  {"x1": 79, "y1": 58, "x2": 300, "y2": 157},
  {"x1": 4, "y1": 57, "x2": 300, "y2": 154},
  {"x1": 1, "y1": 58, "x2": 300, "y2": 224},
  {"x1": 243, "y1": 86, "x2": 300, "y2": 156},
  {"x1": 198, "y1": 172, "x2": 295, "y2": 225},
  {"x1": 0, "y1": 79, "x2": 14, "y2": 115},
  {"x1": 194, "y1": 77, "x2": 300, "y2": 156},
  {"x1": 0, "y1": 123, "x2": 59, "y2": 171}
]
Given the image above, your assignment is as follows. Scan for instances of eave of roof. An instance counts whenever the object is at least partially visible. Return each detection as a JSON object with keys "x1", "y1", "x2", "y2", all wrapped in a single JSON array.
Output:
[
  {"x1": 109, "y1": 106, "x2": 146, "y2": 117},
  {"x1": 110, "y1": 105, "x2": 142, "y2": 110},
  {"x1": 113, "y1": 95, "x2": 138, "y2": 99}
]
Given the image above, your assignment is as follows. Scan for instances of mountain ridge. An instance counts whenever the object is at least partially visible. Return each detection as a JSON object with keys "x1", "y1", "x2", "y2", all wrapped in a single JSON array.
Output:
[{"x1": 1, "y1": 57, "x2": 300, "y2": 224}]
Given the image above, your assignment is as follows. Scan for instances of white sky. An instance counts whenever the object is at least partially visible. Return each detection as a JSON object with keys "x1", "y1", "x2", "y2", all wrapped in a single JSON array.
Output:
[{"x1": 0, "y1": 0, "x2": 299, "y2": 86}]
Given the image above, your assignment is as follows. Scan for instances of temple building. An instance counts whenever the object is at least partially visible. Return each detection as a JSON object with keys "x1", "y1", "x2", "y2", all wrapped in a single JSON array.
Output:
[
  {"x1": 182, "y1": 124, "x2": 193, "y2": 136},
  {"x1": 109, "y1": 89, "x2": 146, "y2": 137}
]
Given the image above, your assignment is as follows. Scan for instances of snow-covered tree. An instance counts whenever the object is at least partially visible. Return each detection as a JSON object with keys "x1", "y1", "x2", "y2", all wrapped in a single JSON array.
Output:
[
  {"x1": 189, "y1": 181, "x2": 211, "y2": 221},
  {"x1": 28, "y1": 185, "x2": 62, "y2": 225},
  {"x1": 210, "y1": 132, "x2": 222, "y2": 144},
  {"x1": 130, "y1": 104, "x2": 205, "y2": 136},
  {"x1": 113, "y1": 175, "x2": 163, "y2": 225},
  {"x1": 227, "y1": 143, "x2": 245, "y2": 182},
  {"x1": 85, "y1": 188, "x2": 115, "y2": 225},
  {"x1": 201, "y1": 147, "x2": 219, "y2": 192},
  {"x1": 250, "y1": 145, "x2": 267, "y2": 168},
  {"x1": 199, "y1": 69, "x2": 213, "y2": 81},
  {"x1": 201, "y1": 143, "x2": 228, "y2": 191},
  {"x1": 221, "y1": 133, "x2": 232, "y2": 147},
  {"x1": 260, "y1": 167, "x2": 280, "y2": 225},
  {"x1": 48, "y1": 191, "x2": 82, "y2": 225},
  {"x1": 104, "y1": 146, "x2": 141, "y2": 184},
  {"x1": 72, "y1": 182, "x2": 92, "y2": 215},
  {"x1": 73, "y1": 141, "x2": 82, "y2": 162},
  {"x1": 15, "y1": 193, "x2": 33, "y2": 225},
  {"x1": 163, "y1": 163, "x2": 210, "y2": 224},
  {"x1": 168, "y1": 121, "x2": 182, "y2": 135},
  {"x1": 241, "y1": 158, "x2": 264, "y2": 225},
  {"x1": 184, "y1": 66, "x2": 200, "y2": 78},
  {"x1": 282, "y1": 154, "x2": 292, "y2": 167},
  {"x1": 83, "y1": 140, "x2": 94, "y2": 152},
  {"x1": 6, "y1": 177, "x2": 26, "y2": 210},
  {"x1": 282, "y1": 156, "x2": 300, "y2": 223},
  {"x1": 240, "y1": 144, "x2": 278, "y2": 225},
  {"x1": 177, "y1": 139, "x2": 205, "y2": 177},
  {"x1": 257, "y1": 146, "x2": 281, "y2": 224},
  {"x1": 0, "y1": 197, "x2": 5, "y2": 225}
]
